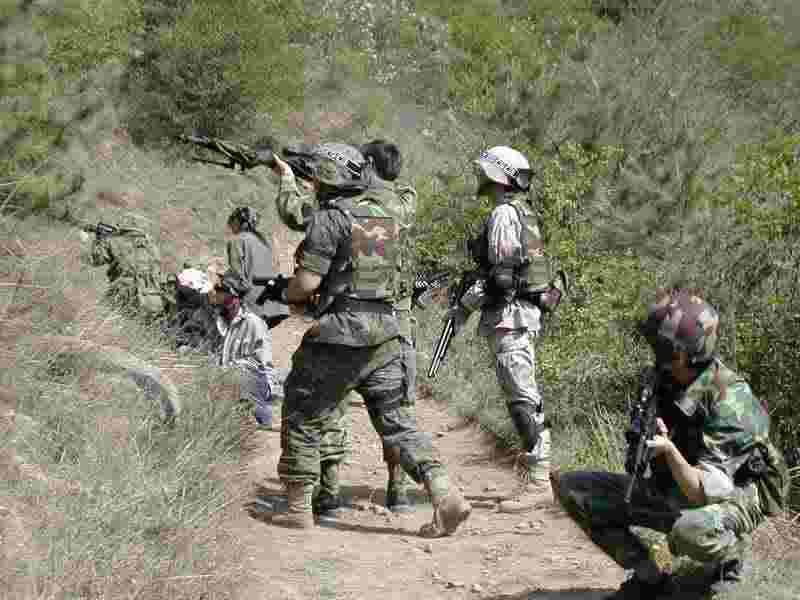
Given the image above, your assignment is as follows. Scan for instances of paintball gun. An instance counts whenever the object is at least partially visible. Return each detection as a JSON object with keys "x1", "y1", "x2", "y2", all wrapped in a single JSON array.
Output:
[
  {"x1": 178, "y1": 134, "x2": 317, "y2": 181},
  {"x1": 82, "y1": 222, "x2": 121, "y2": 240},
  {"x1": 623, "y1": 368, "x2": 660, "y2": 506},
  {"x1": 427, "y1": 271, "x2": 478, "y2": 379}
]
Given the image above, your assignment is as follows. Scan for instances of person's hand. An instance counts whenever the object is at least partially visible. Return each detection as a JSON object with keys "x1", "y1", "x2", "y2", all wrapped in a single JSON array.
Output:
[
  {"x1": 272, "y1": 155, "x2": 292, "y2": 177},
  {"x1": 255, "y1": 275, "x2": 290, "y2": 305},
  {"x1": 444, "y1": 304, "x2": 468, "y2": 336},
  {"x1": 645, "y1": 418, "x2": 673, "y2": 457}
]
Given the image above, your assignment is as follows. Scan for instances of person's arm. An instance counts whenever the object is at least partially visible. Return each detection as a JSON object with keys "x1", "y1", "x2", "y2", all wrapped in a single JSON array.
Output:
[
  {"x1": 458, "y1": 204, "x2": 519, "y2": 314},
  {"x1": 286, "y1": 269, "x2": 322, "y2": 304},
  {"x1": 647, "y1": 418, "x2": 707, "y2": 505},
  {"x1": 273, "y1": 156, "x2": 317, "y2": 232}
]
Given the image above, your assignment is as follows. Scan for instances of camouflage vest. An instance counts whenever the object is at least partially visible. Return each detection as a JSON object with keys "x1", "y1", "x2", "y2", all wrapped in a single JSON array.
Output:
[
  {"x1": 108, "y1": 229, "x2": 165, "y2": 315},
  {"x1": 470, "y1": 196, "x2": 551, "y2": 297},
  {"x1": 322, "y1": 187, "x2": 403, "y2": 307}
]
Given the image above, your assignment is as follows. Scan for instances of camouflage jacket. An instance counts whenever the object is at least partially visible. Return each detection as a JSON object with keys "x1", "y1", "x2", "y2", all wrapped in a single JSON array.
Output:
[
  {"x1": 460, "y1": 194, "x2": 542, "y2": 337},
  {"x1": 90, "y1": 228, "x2": 165, "y2": 314},
  {"x1": 654, "y1": 359, "x2": 787, "y2": 506}
]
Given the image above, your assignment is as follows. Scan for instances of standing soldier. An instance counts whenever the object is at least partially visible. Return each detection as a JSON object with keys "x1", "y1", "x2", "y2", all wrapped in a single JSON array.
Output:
[
  {"x1": 447, "y1": 146, "x2": 567, "y2": 513},
  {"x1": 89, "y1": 213, "x2": 167, "y2": 318},
  {"x1": 269, "y1": 140, "x2": 420, "y2": 515},
  {"x1": 259, "y1": 143, "x2": 471, "y2": 535},
  {"x1": 552, "y1": 288, "x2": 789, "y2": 598}
]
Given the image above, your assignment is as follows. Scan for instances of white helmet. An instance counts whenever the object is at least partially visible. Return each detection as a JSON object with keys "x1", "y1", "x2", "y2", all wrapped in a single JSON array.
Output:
[{"x1": 473, "y1": 146, "x2": 532, "y2": 192}]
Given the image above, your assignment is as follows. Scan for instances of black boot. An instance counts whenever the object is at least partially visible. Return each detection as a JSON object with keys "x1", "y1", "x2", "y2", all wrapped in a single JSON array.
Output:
[{"x1": 313, "y1": 461, "x2": 345, "y2": 518}]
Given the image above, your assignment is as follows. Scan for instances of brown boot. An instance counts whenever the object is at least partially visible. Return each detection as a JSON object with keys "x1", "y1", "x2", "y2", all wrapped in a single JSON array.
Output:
[
  {"x1": 271, "y1": 482, "x2": 315, "y2": 529},
  {"x1": 419, "y1": 472, "x2": 471, "y2": 538},
  {"x1": 499, "y1": 430, "x2": 552, "y2": 514}
]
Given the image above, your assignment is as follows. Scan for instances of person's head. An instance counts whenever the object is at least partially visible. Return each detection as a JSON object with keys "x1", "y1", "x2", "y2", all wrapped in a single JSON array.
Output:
[
  {"x1": 361, "y1": 139, "x2": 403, "y2": 181},
  {"x1": 209, "y1": 274, "x2": 247, "y2": 320},
  {"x1": 473, "y1": 146, "x2": 532, "y2": 200},
  {"x1": 638, "y1": 287, "x2": 719, "y2": 385},
  {"x1": 227, "y1": 206, "x2": 258, "y2": 235},
  {"x1": 310, "y1": 142, "x2": 366, "y2": 201}
]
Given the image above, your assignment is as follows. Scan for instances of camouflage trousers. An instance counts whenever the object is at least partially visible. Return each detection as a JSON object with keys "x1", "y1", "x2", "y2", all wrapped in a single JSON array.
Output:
[
  {"x1": 553, "y1": 470, "x2": 765, "y2": 574},
  {"x1": 487, "y1": 329, "x2": 548, "y2": 460},
  {"x1": 279, "y1": 336, "x2": 442, "y2": 488},
  {"x1": 108, "y1": 276, "x2": 165, "y2": 317}
]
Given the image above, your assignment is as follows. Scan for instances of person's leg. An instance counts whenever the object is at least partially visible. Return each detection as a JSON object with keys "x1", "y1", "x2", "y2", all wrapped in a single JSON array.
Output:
[
  {"x1": 315, "y1": 403, "x2": 350, "y2": 517},
  {"x1": 358, "y1": 338, "x2": 470, "y2": 537},
  {"x1": 490, "y1": 329, "x2": 551, "y2": 512},
  {"x1": 275, "y1": 341, "x2": 359, "y2": 529},
  {"x1": 668, "y1": 484, "x2": 764, "y2": 593},
  {"x1": 553, "y1": 469, "x2": 681, "y2": 598},
  {"x1": 384, "y1": 333, "x2": 416, "y2": 512}
]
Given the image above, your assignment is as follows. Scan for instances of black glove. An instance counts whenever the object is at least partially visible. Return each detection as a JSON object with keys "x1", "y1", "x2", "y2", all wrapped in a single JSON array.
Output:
[{"x1": 254, "y1": 274, "x2": 290, "y2": 305}]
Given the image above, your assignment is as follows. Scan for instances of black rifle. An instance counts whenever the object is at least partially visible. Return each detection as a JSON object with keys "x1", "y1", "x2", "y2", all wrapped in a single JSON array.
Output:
[
  {"x1": 427, "y1": 271, "x2": 478, "y2": 379},
  {"x1": 623, "y1": 368, "x2": 660, "y2": 505},
  {"x1": 178, "y1": 134, "x2": 317, "y2": 181},
  {"x1": 82, "y1": 222, "x2": 121, "y2": 239}
]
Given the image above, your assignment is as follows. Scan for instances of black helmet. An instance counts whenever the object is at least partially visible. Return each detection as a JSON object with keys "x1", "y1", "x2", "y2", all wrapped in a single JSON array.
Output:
[{"x1": 227, "y1": 206, "x2": 258, "y2": 232}]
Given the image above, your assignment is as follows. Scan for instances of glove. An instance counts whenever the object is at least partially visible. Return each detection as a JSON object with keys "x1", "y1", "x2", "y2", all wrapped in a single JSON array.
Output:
[
  {"x1": 254, "y1": 274, "x2": 289, "y2": 305},
  {"x1": 444, "y1": 304, "x2": 469, "y2": 336}
]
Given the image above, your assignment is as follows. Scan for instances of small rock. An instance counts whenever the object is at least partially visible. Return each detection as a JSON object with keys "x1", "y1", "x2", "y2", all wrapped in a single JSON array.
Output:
[
  {"x1": 483, "y1": 483, "x2": 497, "y2": 492},
  {"x1": 471, "y1": 583, "x2": 484, "y2": 593},
  {"x1": 422, "y1": 542, "x2": 433, "y2": 554},
  {"x1": 431, "y1": 570, "x2": 443, "y2": 580},
  {"x1": 435, "y1": 431, "x2": 446, "y2": 437},
  {"x1": 446, "y1": 581, "x2": 465, "y2": 589}
]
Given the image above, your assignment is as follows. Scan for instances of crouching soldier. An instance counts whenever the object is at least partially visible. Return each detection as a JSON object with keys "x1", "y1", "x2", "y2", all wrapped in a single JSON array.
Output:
[{"x1": 552, "y1": 287, "x2": 789, "y2": 598}]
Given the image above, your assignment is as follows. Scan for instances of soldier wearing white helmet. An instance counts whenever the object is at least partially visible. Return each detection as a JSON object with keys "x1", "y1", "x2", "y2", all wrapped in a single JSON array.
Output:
[{"x1": 448, "y1": 146, "x2": 567, "y2": 513}]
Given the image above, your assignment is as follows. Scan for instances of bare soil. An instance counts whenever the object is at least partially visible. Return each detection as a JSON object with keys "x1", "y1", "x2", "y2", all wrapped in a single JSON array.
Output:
[{"x1": 225, "y1": 314, "x2": 624, "y2": 600}]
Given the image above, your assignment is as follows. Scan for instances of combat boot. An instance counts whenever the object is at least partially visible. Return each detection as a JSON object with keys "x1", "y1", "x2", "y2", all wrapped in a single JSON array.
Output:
[
  {"x1": 385, "y1": 462, "x2": 414, "y2": 513},
  {"x1": 419, "y1": 472, "x2": 471, "y2": 538},
  {"x1": 499, "y1": 428, "x2": 552, "y2": 514},
  {"x1": 271, "y1": 482, "x2": 315, "y2": 529},
  {"x1": 313, "y1": 461, "x2": 345, "y2": 519},
  {"x1": 604, "y1": 573, "x2": 674, "y2": 599}
]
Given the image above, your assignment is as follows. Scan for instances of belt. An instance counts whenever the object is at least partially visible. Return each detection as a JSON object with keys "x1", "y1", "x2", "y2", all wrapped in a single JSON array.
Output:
[{"x1": 330, "y1": 296, "x2": 396, "y2": 315}]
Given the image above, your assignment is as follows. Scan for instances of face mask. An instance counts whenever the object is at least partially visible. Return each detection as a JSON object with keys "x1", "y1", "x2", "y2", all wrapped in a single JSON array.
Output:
[{"x1": 221, "y1": 294, "x2": 241, "y2": 321}]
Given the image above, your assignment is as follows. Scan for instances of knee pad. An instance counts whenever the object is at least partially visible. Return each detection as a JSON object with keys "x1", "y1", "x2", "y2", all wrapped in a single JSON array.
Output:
[{"x1": 508, "y1": 403, "x2": 543, "y2": 453}]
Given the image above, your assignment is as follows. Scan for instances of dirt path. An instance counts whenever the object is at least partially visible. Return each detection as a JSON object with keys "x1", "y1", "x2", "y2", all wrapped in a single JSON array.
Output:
[{"x1": 223, "y1": 314, "x2": 623, "y2": 600}]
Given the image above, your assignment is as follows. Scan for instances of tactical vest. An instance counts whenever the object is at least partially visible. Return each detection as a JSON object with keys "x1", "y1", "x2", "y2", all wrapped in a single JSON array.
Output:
[
  {"x1": 319, "y1": 188, "x2": 403, "y2": 312},
  {"x1": 469, "y1": 197, "x2": 551, "y2": 298}
]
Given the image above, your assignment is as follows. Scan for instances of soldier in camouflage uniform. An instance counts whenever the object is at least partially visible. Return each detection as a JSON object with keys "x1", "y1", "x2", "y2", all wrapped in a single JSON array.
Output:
[
  {"x1": 261, "y1": 143, "x2": 471, "y2": 535},
  {"x1": 270, "y1": 140, "x2": 419, "y2": 514},
  {"x1": 450, "y1": 146, "x2": 566, "y2": 513},
  {"x1": 90, "y1": 213, "x2": 166, "y2": 318},
  {"x1": 552, "y1": 288, "x2": 789, "y2": 599}
]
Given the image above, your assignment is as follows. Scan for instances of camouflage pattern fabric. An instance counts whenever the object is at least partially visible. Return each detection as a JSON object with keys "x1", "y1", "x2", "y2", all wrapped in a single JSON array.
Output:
[
  {"x1": 90, "y1": 228, "x2": 165, "y2": 317},
  {"x1": 460, "y1": 199, "x2": 542, "y2": 336},
  {"x1": 553, "y1": 470, "x2": 761, "y2": 571},
  {"x1": 278, "y1": 336, "x2": 444, "y2": 487},
  {"x1": 639, "y1": 288, "x2": 720, "y2": 365},
  {"x1": 554, "y1": 358, "x2": 784, "y2": 575},
  {"x1": 488, "y1": 329, "x2": 545, "y2": 427}
]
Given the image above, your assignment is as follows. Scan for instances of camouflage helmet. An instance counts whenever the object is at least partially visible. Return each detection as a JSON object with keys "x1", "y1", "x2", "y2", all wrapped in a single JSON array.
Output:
[
  {"x1": 311, "y1": 142, "x2": 365, "y2": 188},
  {"x1": 638, "y1": 288, "x2": 720, "y2": 366}
]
